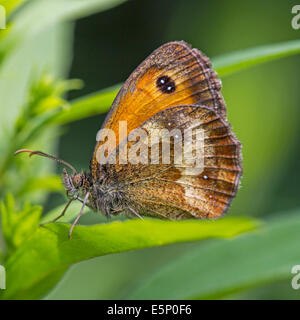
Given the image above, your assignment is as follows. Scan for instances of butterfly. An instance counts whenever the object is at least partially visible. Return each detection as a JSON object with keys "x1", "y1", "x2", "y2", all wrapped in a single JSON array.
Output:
[{"x1": 15, "y1": 41, "x2": 242, "y2": 238}]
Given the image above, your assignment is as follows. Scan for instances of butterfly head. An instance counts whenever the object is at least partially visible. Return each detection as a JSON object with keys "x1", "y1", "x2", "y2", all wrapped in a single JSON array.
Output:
[{"x1": 62, "y1": 168, "x2": 89, "y2": 198}]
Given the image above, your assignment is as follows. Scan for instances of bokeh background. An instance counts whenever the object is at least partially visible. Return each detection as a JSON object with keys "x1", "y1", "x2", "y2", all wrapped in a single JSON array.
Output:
[{"x1": 1, "y1": 0, "x2": 300, "y2": 299}]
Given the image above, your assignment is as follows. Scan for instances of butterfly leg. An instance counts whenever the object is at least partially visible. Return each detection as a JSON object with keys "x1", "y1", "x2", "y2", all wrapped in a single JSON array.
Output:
[
  {"x1": 76, "y1": 196, "x2": 93, "y2": 209},
  {"x1": 39, "y1": 196, "x2": 75, "y2": 226},
  {"x1": 110, "y1": 208, "x2": 123, "y2": 216},
  {"x1": 127, "y1": 207, "x2": 144, "y2": 220},
  {"x1": 68, "y1": 191, "x2": 90, "y2": 239}
]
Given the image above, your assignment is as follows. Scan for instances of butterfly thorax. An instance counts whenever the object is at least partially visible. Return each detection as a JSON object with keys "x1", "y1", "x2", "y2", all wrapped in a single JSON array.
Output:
[{"x1": 62, "y1": 167, "x2": 126, "y2": 217}]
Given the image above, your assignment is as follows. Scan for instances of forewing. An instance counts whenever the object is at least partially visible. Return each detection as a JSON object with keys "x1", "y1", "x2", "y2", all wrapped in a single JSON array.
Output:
[{"x1": 91, "y1": 41, "x2": 225, "y2": 176}]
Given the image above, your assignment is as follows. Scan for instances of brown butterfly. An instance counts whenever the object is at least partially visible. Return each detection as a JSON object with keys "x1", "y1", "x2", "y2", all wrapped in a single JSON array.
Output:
[{"x1": 15, "y1": 41, "x2": 242, "y2": 238}]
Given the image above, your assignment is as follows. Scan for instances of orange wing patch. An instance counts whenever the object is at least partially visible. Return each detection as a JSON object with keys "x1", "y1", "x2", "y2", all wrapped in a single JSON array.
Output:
[{"x1": 91, "y1": 41, "x2": 225, "y2": 175}]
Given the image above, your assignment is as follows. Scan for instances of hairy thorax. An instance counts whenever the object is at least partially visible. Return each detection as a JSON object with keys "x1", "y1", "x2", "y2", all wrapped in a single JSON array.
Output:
[{"x1": 87, "y1": 170, "x2": 126, "y2": 217}]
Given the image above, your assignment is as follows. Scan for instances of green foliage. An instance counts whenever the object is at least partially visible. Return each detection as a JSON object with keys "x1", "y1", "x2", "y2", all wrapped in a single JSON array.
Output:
[
  {"x1": 0, "y1": 205, "x2": 258, "y2": 299},
  {"x1": 213, "y1": 39, "x2": 300, "y2": 77},
  {"x1": 53, "y1": 84, "x2": 121, "y2": 125},
  {"x1": 0, "y1": 73, "x2": 80, "y2": 201},
  {"x1": 16, "y1": 175, "x2": 64, "y2": 198},
  {"x1": 0, "y1": 0, "x2": 128, "y2": 64},
  {"x1": 1, "y1": 194, "x2": 41, "y2": 256},
  {"x1": 0, "y1": 0, "x2": 27, "y2": 16},
  {"x1": 126, "y1": 211, "x2": 300, "y2": 299},
  {"x1": 0, "y1": 0, "x2": 300, "y2": 300}
]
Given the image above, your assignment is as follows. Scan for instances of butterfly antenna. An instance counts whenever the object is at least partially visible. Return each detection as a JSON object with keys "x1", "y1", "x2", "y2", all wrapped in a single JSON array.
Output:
[{"x1": 14, "y1": 149, "x2": 77, "y2": 174}]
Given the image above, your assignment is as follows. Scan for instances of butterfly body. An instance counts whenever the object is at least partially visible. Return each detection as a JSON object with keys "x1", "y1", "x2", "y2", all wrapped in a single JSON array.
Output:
[{"x1": 62, "y1": 169, "x2": 128, "y2": 217}]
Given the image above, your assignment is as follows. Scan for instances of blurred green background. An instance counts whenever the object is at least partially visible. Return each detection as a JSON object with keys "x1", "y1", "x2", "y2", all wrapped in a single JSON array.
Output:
[{"x1": 1, "y1": 0, "x2": 300, "y2": 299}]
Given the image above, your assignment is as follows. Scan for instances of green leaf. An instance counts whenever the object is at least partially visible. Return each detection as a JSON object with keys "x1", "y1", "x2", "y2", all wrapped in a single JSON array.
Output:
[
  {"x1": 0, "y1": 0, "x2": 127, "y2": 63},
  {"x1": 40, "y1": 201, "x2": 84, "y2": 224},
  {"x1": 125, "y1": 210, "x2": 300, "y2": 300},
  {"x1": 25, "y1": 74, "x2": 83, "y2": 116},
  {"x1": 212, "y1": 39, "x2": 300, "y2": 77},
  {"x1": 16, "y1": 175, "x2": 64, "y2": 197},
  {"x1": 53, "y1": 84, "x2": 121, "y2": 125},
  {"x1": 0, "y1": 250, "x2": 5, "y2": 264},
  {"x1": 0, "y1": 20, "x2": 75, "y2": 203},
  {"x1": 0, "y1": 0, "x2": 27, "y2": 16},
  {"x1": 0, "y1": 214, "x2": 258, "y2": 299},
  {"x1": 0, "y1": 194, "x2": 42, "y2": 255}
]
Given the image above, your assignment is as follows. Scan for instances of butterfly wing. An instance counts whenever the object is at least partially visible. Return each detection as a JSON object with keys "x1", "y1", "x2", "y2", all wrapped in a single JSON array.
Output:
[
  {"x1": 91, "y1": 41, "x2": 226, "y2": 176},
  {"x1": 104, "y1": 105, "x2": 242, "y2": 219}
]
